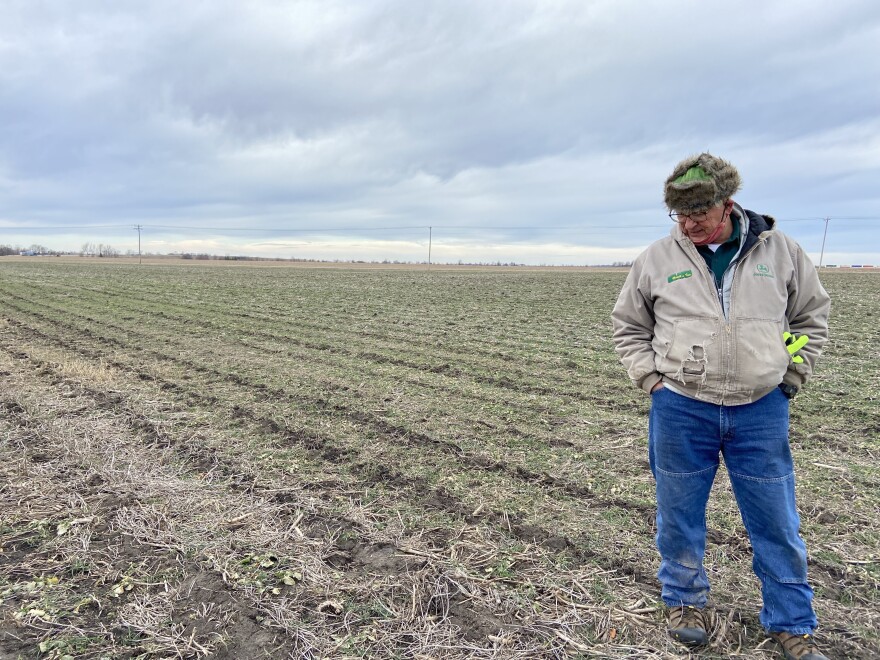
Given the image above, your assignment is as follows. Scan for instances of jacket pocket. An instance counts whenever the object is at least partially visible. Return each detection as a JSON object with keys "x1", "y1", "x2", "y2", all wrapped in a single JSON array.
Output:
[
  {"x1": 654, "y1": 317, "x2": 721, "y2": 385},
  {"x1": 730, "y1": 318, "x2": 789, "y2": 392}
]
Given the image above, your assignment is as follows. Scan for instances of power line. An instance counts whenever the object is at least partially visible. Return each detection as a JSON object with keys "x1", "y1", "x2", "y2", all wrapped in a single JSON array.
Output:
[
  {"x1": 106, "y1": 218, "x2": 880, "y2": 240},
  {"x1": 145, "y1": 224, "x2": 431, "y2": 232},
  {"x1": 2, "y1": 217, "x2": 878, "y2": 233},
  {"x1": 0, "y1": 224, "x2": 134, "y2": 230}
]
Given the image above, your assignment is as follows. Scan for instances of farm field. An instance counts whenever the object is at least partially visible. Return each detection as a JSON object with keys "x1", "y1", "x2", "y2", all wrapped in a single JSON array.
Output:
[{"x1": 1, "y1": 260, "x2": 878, "y2": 659}]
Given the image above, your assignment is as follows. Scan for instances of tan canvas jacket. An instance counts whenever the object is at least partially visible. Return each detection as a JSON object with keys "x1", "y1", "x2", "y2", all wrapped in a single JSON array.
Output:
[{"x1": 611, "y1": 209, "x2": 830, "y2": 405}]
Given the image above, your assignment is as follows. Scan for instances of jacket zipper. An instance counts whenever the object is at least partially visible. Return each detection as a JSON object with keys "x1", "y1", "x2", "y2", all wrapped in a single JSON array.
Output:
[
  {"x1": 721, "y1": 238, "x2": 767, "y2": 398},
  {"x1": 677, "y1": 241, "x2": 726, "y2": 399},
  {"x1": 678, "y1": 234, "x2": 767, "y2": 401}
]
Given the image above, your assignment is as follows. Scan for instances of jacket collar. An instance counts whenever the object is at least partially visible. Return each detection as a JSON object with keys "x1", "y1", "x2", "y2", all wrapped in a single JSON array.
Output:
[{"x1": 740, "y1": 207, "x2": 775, "y2": 254}]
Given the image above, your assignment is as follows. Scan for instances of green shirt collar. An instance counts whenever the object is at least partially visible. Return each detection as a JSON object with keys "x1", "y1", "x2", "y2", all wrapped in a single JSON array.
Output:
[{"x1": 726, "y1": 213, "x2": 741, "y2": 244}]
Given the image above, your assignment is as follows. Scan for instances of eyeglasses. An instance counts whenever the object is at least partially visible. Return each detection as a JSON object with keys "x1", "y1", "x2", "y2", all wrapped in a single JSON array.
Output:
[{"x1": 668, "y1": 210, "x2": 712, "y2": 224}]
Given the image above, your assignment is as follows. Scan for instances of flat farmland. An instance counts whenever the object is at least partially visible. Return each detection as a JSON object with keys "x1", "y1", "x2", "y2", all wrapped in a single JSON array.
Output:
[{"x1": 0, "y1": 260, "x2": 877, "y2": 659}]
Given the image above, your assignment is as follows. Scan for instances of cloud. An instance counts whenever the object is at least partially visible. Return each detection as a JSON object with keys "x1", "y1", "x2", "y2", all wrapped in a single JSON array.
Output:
[{"x1": 1, "y1": 0, "x2": 879, "y2": 263}]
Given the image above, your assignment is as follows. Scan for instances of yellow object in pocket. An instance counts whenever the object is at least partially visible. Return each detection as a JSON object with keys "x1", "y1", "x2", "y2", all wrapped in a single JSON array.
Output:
[{"x1": 783, "y1": 331, "x2": 809, "y2": 364}]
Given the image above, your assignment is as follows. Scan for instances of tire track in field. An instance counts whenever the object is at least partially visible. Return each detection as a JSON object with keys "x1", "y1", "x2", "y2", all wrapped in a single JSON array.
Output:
[
  {"x1": 2, "y1": 280, "x2": 575, "y2": 416},
  {"x1": 48, "y1": 273, "x2": 597, "y2": 368},
  {"x1": 17, "y1": 276, "x2": 547, "y2": 368},
  {"x1": 1, "y1": 315, "x2": 652, "y2": 568},
  {"x1": 17, "y1": 277, "x2": 613, "y2": 402},
  {"x1": 4, "y1": 266, "x2": 619, "y2": 369},
  {"x1": 56, "y1": 283, "x2": 571, "y2": 418},
  {"x1": 0, "y1": 283, "x2": 632, "y2": 463},
  {"x1": 3, "y1": 312, "x2": 864, "y2": 602},
  {"x1": 2, "y1": 282, "x2": 627, "y2": 416},
  {"x1": 2, "y1": 311, "x2": 642, "y2": 528},
  {"x1": 1, "y1": 297, "x2": 650, "y2": 518},
  {"x1": 1, "y1": 324, "x2": 661, "y2": 591},
  {"x1": 43, "y1": 278, "x2": 576, "y2": 369}
]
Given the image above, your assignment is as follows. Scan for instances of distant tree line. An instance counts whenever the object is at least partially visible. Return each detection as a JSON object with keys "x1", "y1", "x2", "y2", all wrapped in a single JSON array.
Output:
[
  {"x1": 80, "y1": 242, "x2": 120, "y2": 257},
  {"x1": 0, "y1": 243, "x2": 62, "y2": 256},
  {"x1": 0, "y1": 243, "x2": 130, "y2": 257},
  {"x1": 2, "y1": 243, "x2": 635, "y2": 267}
]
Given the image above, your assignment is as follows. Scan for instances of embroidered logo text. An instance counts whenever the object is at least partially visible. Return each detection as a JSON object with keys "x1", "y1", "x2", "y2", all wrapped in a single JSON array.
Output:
[{"x1": 668, "y1": 270, "x2": 693, "y2": 283}]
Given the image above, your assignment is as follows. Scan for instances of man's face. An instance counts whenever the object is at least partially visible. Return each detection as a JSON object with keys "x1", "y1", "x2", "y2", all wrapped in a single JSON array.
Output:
[{"x1": 675, "y1": 203, "x2": 727, "y2": 243}]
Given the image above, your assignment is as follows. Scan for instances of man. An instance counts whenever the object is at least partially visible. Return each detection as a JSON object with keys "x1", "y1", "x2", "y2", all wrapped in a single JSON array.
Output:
[{"x1": 611, "y1": 153, "x2": 831, "y2": 660}]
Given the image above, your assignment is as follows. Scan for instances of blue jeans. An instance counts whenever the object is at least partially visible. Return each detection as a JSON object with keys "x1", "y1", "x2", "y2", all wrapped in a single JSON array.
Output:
[{"x1": 648, "y1": 386, "x2": 817, "y2": 634}]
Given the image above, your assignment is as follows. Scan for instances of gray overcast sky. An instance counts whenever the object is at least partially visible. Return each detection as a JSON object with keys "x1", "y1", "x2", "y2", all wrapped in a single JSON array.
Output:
[{"x1": 2, "y1": 0, "x2": 879, "y2": 264}]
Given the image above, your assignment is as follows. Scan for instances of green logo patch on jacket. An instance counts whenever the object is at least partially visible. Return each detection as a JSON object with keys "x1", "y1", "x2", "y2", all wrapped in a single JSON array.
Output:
[
  {"x1": 754, "y1": 264, "x2": 775, "y2": 278},
  {"x1": 667, "y1": 269, "x2": 693, "y2": 283}
]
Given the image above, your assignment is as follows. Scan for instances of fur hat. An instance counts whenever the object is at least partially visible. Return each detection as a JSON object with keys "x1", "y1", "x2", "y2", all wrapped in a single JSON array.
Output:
[{"x1": 664, "y1": 153, "x2": 741, "y2": 212}]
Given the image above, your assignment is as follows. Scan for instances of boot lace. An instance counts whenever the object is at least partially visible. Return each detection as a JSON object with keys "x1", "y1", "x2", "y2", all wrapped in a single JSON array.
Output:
[{"x1": 775, "y1": 632, "x2": 820, "y2": 659}]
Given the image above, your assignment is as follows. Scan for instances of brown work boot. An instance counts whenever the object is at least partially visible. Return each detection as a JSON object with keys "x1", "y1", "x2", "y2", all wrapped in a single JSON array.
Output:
[
  {"x1": 769, "y1": 631, "x2": 829, "y2": 660},
  {"x1": 666, "y1": 605, "x2": 708, "y2": 646}
]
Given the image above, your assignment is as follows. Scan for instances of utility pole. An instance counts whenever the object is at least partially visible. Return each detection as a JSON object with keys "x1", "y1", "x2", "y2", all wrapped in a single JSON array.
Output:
[
  {"x1": 134, "y1": 225, "x2": 142, "y2": 265},
  {"x1": 819, "y1": 217, "x2": 829, "y2": 268},
  {"x1": 428, "y1": 226, "x2": 432, "y2": 269}
]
